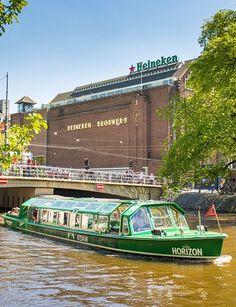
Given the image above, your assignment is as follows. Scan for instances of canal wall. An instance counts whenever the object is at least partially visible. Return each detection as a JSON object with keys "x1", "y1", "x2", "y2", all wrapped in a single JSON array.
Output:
[{"x1": 175, "y1": 192, "x2": 236, "y2": 213}]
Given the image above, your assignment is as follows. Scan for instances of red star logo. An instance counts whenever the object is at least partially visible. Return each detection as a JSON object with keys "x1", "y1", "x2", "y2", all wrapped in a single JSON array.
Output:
[{"x1": 129, "y1": 65, "x2": 135, "y2": 74}]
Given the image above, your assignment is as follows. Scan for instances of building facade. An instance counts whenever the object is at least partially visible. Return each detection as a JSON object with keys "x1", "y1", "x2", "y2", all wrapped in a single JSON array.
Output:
[{"x1": 11, "y1": 56, "x2": 191, "y2": 174}]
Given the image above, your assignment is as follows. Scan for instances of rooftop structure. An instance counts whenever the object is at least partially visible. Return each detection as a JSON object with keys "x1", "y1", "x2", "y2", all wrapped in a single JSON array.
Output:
[
  {"x1": 48, "y1": 59, "x2": 186, "y2": 109},
  {"x1": 15, "y1": 96, "x2": 37, "y2": 113}
]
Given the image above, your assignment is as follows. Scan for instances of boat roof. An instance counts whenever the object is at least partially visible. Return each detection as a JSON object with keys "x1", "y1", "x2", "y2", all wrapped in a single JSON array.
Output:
[
  {"x1": 122, "y1": 201, "x2": 185, "y2": 217},
  {"x1": 22, "y1": 196, "x2": 185, "y2": 216},
  {"x1": 24, "y1": 197, "x2": 125, "y2": 215}
]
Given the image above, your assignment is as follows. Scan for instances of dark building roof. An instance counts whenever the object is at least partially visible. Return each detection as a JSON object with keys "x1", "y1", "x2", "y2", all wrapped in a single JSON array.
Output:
[
  {"x1": 49, "y1": 60, "x2": 191, "y2": 106},
  {"x1": 71, "y1": 63, "x2": 179, "y2": 99},
  {"x1": 50, "y1": 91, "x2": 73, "y2": 104},
  {"x1": 15, "y1": 96, "x2": 37, "y2": 105}
]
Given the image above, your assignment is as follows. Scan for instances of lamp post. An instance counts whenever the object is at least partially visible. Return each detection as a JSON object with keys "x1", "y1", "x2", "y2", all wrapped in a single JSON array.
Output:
[{"x1": 4, "y1": 72, "x2": 9, "y2": 145}]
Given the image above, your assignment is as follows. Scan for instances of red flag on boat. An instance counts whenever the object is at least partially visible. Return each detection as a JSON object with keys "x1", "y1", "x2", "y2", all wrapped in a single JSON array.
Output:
[{"x1": 205, "y1": 204, "x2": 216, "y2": 217}]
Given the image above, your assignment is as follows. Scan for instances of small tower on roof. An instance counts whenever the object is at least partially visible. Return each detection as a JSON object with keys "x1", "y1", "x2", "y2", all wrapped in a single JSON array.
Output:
[{"x1": 15, "y1": 96, "x2": 36, "y2": 113}]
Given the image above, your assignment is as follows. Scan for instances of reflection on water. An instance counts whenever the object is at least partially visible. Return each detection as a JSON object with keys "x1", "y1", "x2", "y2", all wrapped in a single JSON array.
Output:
[{"x1": 0, "y1": 212, "x2": 236, "y2": 306}]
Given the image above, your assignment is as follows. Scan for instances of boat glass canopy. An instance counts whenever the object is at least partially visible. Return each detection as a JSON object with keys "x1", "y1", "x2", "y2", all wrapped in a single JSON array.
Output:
[{"x1": 25, "y1": 197, "x2": 125, "y2": 215}]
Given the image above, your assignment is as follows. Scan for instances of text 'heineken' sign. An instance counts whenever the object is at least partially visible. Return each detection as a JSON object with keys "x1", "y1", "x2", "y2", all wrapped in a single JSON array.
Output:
[{"x1": 129, "y1": 55, "x2": 178, "y2": 73}]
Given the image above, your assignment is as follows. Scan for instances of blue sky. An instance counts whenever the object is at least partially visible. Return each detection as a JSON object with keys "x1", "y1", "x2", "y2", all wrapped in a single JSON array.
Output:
[{"x1": 0, "y1": 0, "x2": 235, "y2": 113}]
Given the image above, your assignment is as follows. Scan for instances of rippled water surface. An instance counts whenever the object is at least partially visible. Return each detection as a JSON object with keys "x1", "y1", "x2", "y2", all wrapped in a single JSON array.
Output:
[{"x1": 0, "y1": 212, "x2": 236, "y2": 306}]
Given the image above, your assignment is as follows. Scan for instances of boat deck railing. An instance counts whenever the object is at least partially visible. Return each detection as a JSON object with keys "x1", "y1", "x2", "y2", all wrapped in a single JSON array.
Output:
[{"x1": 2, "y1": 164, "x2": 161, "y2": 186}]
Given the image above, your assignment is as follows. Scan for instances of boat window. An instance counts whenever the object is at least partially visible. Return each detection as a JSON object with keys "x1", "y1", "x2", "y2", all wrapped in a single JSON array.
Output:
[
  {"x1": 49, "y1": 211, "x2": 68, "y2": 226},
  {"x1": 58, "y1": 211, "x2": 64, "y2": 226},
  {"x1": 110, "y1": 209, "x2": 120, "y2": 221},
  {"x1": 33, "y1": 209, "x2": 38, "y2": 222},
  {"x1": 111, "y1": 204, "x2": 129, "y2": 221},
  {"x1": 85, "y1": 203, "x2": 103, "y2": 211},
  {"x1": 27, "y1": 208, "x2": 38, "y2": 222},
  {"x1": 94, "y1": 216, "x2": 108, "y2": 232},
  {"x1": 75, "y1": 213, "x2": 81, "y2": 228},
  {"x1": 68, "y1": 212, "x2": 76, "y2": 228},
  {"x1": 109, "y1": 204, "x2": 128, "y2": 233},
  {"x1": 41, "y1": 210, "x2": 48, "y2": 222},
  {"x1": 80, "y1": 214, "x2": 93, "y2": 230},
  {"x1": 53, "y1": 211, "x2": 58, "y2": 224},
  {"x1": 28, "y1": 199, "x2": 47, "y2": 207},
  {"x1": 47, "y1": 210, "x2": 54, "y2": 223},
  {"x1": 149, "y1": 206, "x2": 173, "y2": 228},
  {"x1": 119, "y1": 204, "x2": 129, "y2": 214},
  {"x1": 170, "y1": 207, "x2": 188, "y2": 228},
  {"x1": 131, "y1": 207, "x2": 151, "y2": 233},
  {"x1": 110, "y1": 210, "x2": 120, "y2": 233},
  {"x1": 63, "y1": 212, "x2": 69, "y2": 226},
  {"x1": 38, "y1": 210, "x2": 54, "y2": 224},
  {"x1": 53, "y1": 200, "x2": 68, "y2": 208},
  {"x1": 99, "y1": 203, "x2": 119, "y2": 214},
  {"x1": 44, "y1": 200, "x2": 55, "y2": 207},
  {"x1": 122, "y1": 217, "x2": 129, "y2": 235}
]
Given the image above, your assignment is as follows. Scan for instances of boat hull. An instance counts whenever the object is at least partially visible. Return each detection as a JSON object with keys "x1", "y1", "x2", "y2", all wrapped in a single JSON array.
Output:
[{"x1": 4, "y1": 216, "x2": 226, "y2": 260}]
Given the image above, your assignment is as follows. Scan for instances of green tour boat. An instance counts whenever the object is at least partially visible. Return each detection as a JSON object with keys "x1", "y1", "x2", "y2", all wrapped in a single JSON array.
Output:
[{"x1": 2, "y1": 196, "x2": 227, "y2": 260}]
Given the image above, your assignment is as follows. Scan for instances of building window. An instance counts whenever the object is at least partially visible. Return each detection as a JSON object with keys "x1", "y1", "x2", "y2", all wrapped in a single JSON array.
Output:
[{"x1": 59, "y1": 108, "x2": 64, "y2": 116}]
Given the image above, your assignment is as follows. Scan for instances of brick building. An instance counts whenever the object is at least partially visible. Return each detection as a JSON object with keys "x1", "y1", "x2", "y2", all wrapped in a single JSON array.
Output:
[{"x1": 11, "y1": 56, "x2": 191, "y2": 174}]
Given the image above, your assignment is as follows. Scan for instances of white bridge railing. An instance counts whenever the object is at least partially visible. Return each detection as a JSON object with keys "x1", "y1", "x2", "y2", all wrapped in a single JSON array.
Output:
[{"x1": 2, "y1": 164, "x2": 160, "y2": 186}]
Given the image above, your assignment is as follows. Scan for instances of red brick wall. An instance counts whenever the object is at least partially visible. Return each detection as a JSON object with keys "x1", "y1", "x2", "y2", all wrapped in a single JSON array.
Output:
[{"x1": 11, "y1": 85, "x2": 175, "y2": 174}]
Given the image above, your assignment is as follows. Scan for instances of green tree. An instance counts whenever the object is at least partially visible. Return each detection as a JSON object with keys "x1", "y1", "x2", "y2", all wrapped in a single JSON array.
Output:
[
  {"x1": 159, "y1": 10, "x2": 236, "y2": 191},
  {"x1": 0, "y1": 0, "x2": 28, "y2": 35},
  {"x1": 0, "y1": 113, "x2": 47, "y2": 169}
]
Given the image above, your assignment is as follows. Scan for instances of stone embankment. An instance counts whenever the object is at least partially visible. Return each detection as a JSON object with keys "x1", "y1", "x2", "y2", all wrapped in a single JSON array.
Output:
[{"x1": 175, "y1": 192, "x2": 236, "y2": 213}]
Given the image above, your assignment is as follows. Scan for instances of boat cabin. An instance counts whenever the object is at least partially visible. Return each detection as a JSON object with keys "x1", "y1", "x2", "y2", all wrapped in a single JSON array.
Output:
[{"x1": 12, "y1": 197, "x2": 190, "y2": 236}]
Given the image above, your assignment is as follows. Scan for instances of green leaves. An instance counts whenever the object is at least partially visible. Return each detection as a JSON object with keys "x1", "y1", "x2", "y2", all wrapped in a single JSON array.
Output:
[
  {"x1": 190, "y1": 10, "x2": 236, "y2": 99},
  {"x1": 0, "y1": 113, "x2": 47, "y2": 169},
  {"x1": 198, "y1": 10, "x2": 236, "y2": 48},
  {"x1": 0, "y1": 0, "x2": 28, "y2": 36},
  {"x1": 159, "y1": 9, "x2": 236, "y2": 192}
]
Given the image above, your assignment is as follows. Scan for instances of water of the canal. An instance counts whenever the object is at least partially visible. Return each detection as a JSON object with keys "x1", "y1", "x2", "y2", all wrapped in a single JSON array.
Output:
[{"x1": 0, "y1": 211, "x2": 235, "y2": 307}]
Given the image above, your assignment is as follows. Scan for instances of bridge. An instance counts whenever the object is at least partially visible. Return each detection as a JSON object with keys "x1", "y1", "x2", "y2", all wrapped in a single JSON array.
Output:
[{"x1": 0, "y1": 165, "x2": 162, "y2": 209}]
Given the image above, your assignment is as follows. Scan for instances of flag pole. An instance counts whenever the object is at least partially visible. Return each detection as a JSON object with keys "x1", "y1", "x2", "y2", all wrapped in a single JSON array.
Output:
[
  {"x1": 197, "y1": 206, "x2": 202, "y2": 233},
  {"x1": 214, "y1": 205, "x2": 223, "y2": 235}
]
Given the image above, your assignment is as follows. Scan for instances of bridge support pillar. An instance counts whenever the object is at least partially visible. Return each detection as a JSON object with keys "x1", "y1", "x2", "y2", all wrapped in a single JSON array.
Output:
[
  {"x1": 137, "y1": 190, "x2": 161, "y2": 200},
  {"x1": 137, "y1": 193, "x2": 150, "y2": 200},
  {"x1": 136, "y1": 187, "x2": 162, "y2": 200},
  {"x1": 150, "y1": 188, "x2": 162, "y2": 200}
]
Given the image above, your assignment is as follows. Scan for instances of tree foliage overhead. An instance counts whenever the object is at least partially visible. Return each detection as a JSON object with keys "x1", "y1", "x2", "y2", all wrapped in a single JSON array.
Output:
[
  {"x1": 159, "y1": 9, "x2": 236, "y2": 191},
  {"x1": 0, "y1": 113, "x2": 47, "y2": 169},
  {"x1": 0, "y1": 0, "x2": 28, "y2": 35}
]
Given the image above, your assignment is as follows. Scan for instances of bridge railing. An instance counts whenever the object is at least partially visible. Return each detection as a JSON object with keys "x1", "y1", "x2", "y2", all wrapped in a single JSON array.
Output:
[{"x1": 3, "y1": 164, "x2": 160, "y2": 186}]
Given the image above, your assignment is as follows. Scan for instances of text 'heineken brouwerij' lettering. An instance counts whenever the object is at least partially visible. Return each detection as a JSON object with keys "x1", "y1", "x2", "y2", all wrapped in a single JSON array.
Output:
[
  {"x1": 129, "y1": 55, "x2": 178, "y2": 73},
  {"x1": 67, "y1": 117, "x2": 128, "y2": 131}
]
